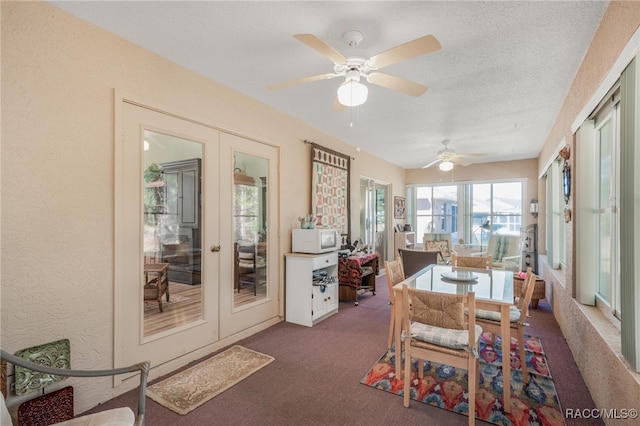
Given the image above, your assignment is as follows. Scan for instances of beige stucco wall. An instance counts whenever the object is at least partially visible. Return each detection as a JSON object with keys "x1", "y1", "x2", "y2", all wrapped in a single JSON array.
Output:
[
  {"x1": 536, "y1": 1, "x2": 640, "y2": 421},
  {"x1": 406, "y1": 158, "x2": 537, "y2": 189},
  {"x1": 0, "y1": 1, "x2": 405, "y2": 411}
]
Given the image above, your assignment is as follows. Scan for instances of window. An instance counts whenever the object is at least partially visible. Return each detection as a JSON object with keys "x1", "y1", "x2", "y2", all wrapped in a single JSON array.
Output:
[
  {"x1": 415, "y1": 185, "x2": 457, "y2": 238},
  {"x1": 593, "y1": 96, "x2": 620, "y2": 317},
  {"x1": 410, "y1": 181, "x2": 524, "y2": 247},
  {"x1": 573, "y1": 51, "x2": 639, "y2": 371},
  {"x1": 574, "y1": 84, "x2": 621, "y2": 319},
  {"x1": 545, "y1": 157, "x2": 566, "y2": 270}
]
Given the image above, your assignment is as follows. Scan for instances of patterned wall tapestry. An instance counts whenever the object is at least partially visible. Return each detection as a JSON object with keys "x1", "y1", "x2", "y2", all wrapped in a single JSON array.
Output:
[{"x1": 310, "y1": 142, "x2": 351, "y2": 246}]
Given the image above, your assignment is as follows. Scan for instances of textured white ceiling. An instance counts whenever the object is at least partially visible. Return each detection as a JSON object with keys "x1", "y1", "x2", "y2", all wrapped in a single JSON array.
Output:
[{"x1": 49, "y1": 1, "x2": 608, "y2": 169}]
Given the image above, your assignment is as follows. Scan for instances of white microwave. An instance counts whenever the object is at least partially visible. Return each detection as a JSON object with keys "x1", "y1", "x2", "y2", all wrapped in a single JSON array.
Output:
[{"x1": 292, "y1": 228, "x2": 340, "y2": 254}]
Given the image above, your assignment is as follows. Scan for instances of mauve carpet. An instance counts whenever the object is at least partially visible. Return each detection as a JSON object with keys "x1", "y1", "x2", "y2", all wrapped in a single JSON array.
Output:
[{"x1": 84, "y1": 275, "x2": 603, "y2": 425}]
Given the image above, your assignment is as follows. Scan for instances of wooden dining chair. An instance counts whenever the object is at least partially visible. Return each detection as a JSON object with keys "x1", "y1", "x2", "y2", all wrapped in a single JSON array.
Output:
[
  {"x1": 401, "y1": 284, "x2": 480, "y2": 425},
  {"x1": 143, "y1": 263, "x2": 170, "y2": 312},
  {"x1": 384, "y1": 257, "x2": 406, "y2": 349},
  {"x1": 451, "y1": 253, "x2": 493, "y2": 269},
  {"x1": 474, "y1": 268, "x2": 537, "y2": 383},
  {"x1": 236, "y1": 242, "x2": 264, "y2": 295}
]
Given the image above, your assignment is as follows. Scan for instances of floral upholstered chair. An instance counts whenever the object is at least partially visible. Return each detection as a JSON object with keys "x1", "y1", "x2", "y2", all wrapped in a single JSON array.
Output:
[{"x1": 423, "y1": 233, "x2": 455, "y2": 264}]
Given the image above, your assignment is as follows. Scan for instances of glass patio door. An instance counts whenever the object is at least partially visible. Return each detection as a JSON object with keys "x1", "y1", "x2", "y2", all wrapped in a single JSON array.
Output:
[{"x1": 360, "y1": 178, "x2": 389, "y2": 262}]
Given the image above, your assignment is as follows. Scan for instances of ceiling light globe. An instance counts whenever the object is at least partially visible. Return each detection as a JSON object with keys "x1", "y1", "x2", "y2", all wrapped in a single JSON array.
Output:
[
  {"x1": 439, "y1": 161, "x2": 454, "y2": 171},
  {"x1": 337, "y1": 81, "x2": 368, "y2": 107}
]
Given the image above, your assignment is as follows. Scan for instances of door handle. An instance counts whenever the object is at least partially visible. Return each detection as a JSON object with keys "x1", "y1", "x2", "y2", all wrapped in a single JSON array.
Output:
[{"x1": 210, "y1": 245, "x2": 221, "y2": 252}]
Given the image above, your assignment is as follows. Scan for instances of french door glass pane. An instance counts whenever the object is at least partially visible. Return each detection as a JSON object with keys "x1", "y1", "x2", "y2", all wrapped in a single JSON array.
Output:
[
  {"x1": 143, "y1": 130, "x2": 203, "y2": 336},
  {"x1": 234, "y1": 152, "x2": 268, "y2": 306},
  {"x1": 374, "y1": 187, "x2": 387, "y2": 261},
  {"x1": 360, "y1": 180, "x2": 374, "y2": 248}
]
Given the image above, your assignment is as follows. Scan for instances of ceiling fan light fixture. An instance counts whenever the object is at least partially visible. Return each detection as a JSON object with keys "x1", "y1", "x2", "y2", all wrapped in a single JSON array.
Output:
[
  {"x1": 439, "y1": 160, "x2": 454, "y2": 171},
  {"x1": 337, "y1": 80, "x2": 368, "y2": 107}
]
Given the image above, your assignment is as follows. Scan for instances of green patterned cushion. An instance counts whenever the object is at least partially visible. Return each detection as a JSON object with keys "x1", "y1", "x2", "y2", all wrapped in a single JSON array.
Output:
[
  {"x1": 14, "y1": 339, "x2": 70, "y2": 396},
  {"x1": 492, "y1": 236, "x2": 511, "y2": 262}
]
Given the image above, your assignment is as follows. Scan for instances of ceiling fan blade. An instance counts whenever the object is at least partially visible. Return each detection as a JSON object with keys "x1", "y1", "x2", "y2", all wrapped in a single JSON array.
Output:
[
  {"x1": 421, "y1": 159, "x2": 441, "y2": 169},
  {"x1": 367, "y1": 35, "x2": 441, "y2": 69},
  {"x1": 294, "y1": 34, "x2": 347, "y2": 64},
  {"x1": 332, "y1": 96, "x2": 347, "y2": 111},
  {"x1": 451, "y1": 157, "x2": 471, "y2": 166},
  {"x1": 367, "y1": 72, "x2": 428, "y2": 97},
  {"x1": 457, "y1": 152, "x2": 489, "y2": 158},
  {"x1": 268, "y1": 73, "x2": 336, "y2": 90}
]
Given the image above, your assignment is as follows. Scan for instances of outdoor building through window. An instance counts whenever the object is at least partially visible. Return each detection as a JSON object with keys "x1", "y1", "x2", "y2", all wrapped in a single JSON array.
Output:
[{"x1": 409, "y1": 181, "x2": 524, "y2": 248}]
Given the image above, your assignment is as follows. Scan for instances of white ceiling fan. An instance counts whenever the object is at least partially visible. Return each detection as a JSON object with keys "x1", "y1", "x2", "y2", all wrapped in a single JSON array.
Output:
[
  {"x1": 268, "y1": 31, "x2": 441, "y2": 109},
  {"x1": 422, "y1": 140, "x2": 488, "y2": 171}
]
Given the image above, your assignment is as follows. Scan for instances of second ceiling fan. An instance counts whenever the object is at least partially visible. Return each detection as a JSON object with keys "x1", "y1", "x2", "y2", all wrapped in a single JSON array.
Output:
[
  {"x1": 268, "y1": 31, "x2": 441, "y2": 108},
  {"x1": 422, "y1": 140, "x2": 488, "y2": 171}
]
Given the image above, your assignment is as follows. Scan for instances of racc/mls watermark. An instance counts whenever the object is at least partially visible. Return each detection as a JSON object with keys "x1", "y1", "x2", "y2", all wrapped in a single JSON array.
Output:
[{"x1": 565, "y1": 408, "x2": 638, "y2": 420}]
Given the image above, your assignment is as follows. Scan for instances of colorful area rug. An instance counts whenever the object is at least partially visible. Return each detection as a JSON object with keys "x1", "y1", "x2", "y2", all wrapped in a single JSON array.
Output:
[
  {"x1": 148, "y1": 345, "x2": 274, "y2": 415},
  {"x1": 361, "y1": 333, "x2": 565, "y2": 426}
]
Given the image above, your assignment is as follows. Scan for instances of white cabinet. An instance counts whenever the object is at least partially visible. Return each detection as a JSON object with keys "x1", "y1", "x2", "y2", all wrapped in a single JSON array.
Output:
[
  {"x1": 312, "y1": 282, "x2": 338, "y2": 320},
  {"x1": 285, "y1": 252, "x2": 339, "y2": 327}
]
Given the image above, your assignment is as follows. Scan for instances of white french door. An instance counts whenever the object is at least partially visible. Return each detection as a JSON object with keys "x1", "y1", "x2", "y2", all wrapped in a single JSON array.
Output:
[
  {"x1": 116, "y1": 98, "x2": 281, "y2": 380},
  {"x1": 116, "y1": 101, "x2": 220, "y2": 374},
  {"x1": 219, "y1": 132, "x2": 280, "y2": 338}
]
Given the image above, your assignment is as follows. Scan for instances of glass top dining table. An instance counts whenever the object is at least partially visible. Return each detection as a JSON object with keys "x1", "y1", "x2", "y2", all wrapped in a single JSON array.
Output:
[{"x1": 392, "y1": 263, "x2": 515, "y2": 412}]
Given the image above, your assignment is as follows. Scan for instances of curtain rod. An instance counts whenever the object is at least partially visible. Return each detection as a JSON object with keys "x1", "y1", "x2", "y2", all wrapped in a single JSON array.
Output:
[{"x1": 303, "y1": 139, "x2": 355, "y2": 160}]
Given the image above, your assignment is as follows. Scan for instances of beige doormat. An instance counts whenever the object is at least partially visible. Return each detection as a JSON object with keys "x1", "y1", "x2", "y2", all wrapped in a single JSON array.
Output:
[{"x1": 147, "y1": 345, "x2": 274, "y2": 415}]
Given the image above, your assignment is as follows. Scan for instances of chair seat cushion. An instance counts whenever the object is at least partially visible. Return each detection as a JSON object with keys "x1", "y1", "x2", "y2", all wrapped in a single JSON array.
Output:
[
  {"x1": 470, "y1": 306, "x2": 521, "y2": 322},
  {"x1": 410, "y1": 322, "x2": 482, "y2": 350}
]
